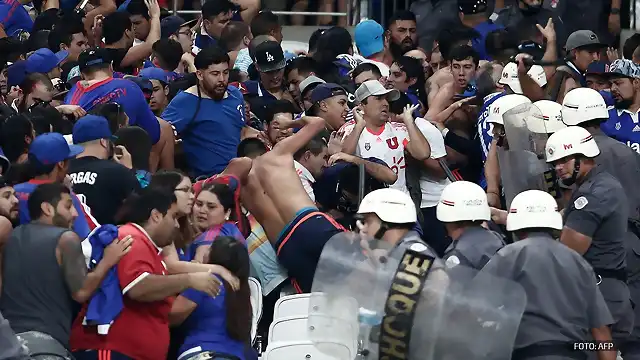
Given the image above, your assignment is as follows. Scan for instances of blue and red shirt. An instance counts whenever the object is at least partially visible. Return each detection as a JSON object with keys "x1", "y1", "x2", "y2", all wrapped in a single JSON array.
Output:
[
  {"x1": 0, "y1": 0, "x2": 33, "y2": 36},
  {"x1": 186, "y1": 222, "x2": 245, "y2": 262},
  {"x1": 64, "y1": 78, "x2": 160, "y2": 144}
]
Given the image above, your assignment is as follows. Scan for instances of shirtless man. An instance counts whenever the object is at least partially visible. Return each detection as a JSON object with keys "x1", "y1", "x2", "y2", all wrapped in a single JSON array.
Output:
[
  {"x1": 426, "y1": 45, "x2": 479, "y2": 125},
  {"x1": 224, "y1": 115, "x2": 345, "y2": 293}
]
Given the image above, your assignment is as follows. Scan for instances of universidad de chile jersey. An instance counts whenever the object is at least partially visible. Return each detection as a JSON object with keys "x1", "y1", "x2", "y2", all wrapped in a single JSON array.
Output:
[
  {"x1": 65, "y1": 78, "x2": 160, "y2": 144},
  {"x1": 602, "y1": 107, "x2": 640, "y2": 154},
  {"x1": 476, "y1": 91, "x2": 505, "y2": 189}
]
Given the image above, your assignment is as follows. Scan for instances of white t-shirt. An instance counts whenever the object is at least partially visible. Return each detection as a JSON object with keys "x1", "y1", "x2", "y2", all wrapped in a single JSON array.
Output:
[
  {"x1": 415, "y1": 118, "x2": 450, "y2": 208},
  {"x1": 294, "y1": 160, "x2": 316, "y2": 202},
  {"x1": 337, "y1": 120, "x2": 409, "y2": 193}
]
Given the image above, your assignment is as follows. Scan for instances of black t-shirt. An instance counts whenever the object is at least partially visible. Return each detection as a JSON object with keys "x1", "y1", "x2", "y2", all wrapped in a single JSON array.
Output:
[
  {"x1": 105, "y1": 48, "x2": 137, "y2": 75},
  {"x1": 68, "y1": 156, "x2": 141, "y2": 225}
]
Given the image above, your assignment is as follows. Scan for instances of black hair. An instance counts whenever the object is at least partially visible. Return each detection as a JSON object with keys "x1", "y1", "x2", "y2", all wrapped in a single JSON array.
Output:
[
  {"x1": 312, "y1": 27, "x2": 353, "y2": 68},
  {"x1": 126, "y1": 0, "x2": 150, "y2": 20},
  {"x1": 114, "y1": 126, "x2": 152, "y2": 171},
  {"x1": 250, "y1": 10, "x2": 280, "y2": 37},
  {"x1": 26, "y1": 30, "x2": 52, "y2": 53},
  {"x1": 48, "y1": 20, "x2": 86, "y2": 52},
  {"x1": 437, "y1": 25, "x2": 480, "y2": 60},
  {"x1": 0, "y1": 37, "x2": 26, "y2": 63},
  {"x1": 264, "y1": 99, "x2": 296, "y2": 125},
  {"x1": 449, "y1": 44, "x2": 480, "y2": 66},
  {"x1": 103, "y1": 12, "x2": 133, "y2": 45},
  {"x1": 623, "y1": 34, "x2": 640, "y2": 60},
  {"x1": 284, "y1": 56, "x2": 317, "y2": 79},
  {"x1": 25, "y1": 105, "x2": 71, "y2": 135},
  {"x1": 352, "y1": 63, "x2": 382, "y2": 80},
  {"x1": 199, "y1": 183, "x2": 235, "y2": 218},
  {"x1": 228, "y1": 69, "x2": 243, "y2": 83},
  {"x1": 194, "y1": 45, "x2": 230, "y2": 70},
  {"x1": 237, "y1": 137, "x2": 268, "y2": 158},
  {"x1": 394, "y1": 56, "x2": 426, "y2": 104},
  {"x1": 485, "y1": 28, "x2": 518, "y2": 63},
  {"x1": 116, "y1": 188, "x2": 176, "y2": 225},
  {"x1": 152, "y1": 39, "x2": 183, "y2": 71},
  {"x1": 202, "y1": 0, "x2": 239, "y2": 20},
  {"x1": 293, "y1": 135, "x2": 327, "y2": 161},
  {"x1": 207, "y1": 236, "x2": 252, "y2": 343},
  {"x1": 308, "y1": 28, "x2": 326, "y2": 53},
  {"x1": 27, "y1": 182, "x2": 70, "y2": 220},
  {"x1": 0, "y1": 114, "x2": 34, "y2": 163},
  {"x1": 387, "y1": 10, "x2": 417, "y2": 28},
  {"x1": 219, "y1": 21, "x2": 250, "y2": 52},
  {"x1": 389, "y1": 92, "x2": 412, "y2": 115},
  {"x1": 90, "y1": 103, "x2": 128, "y2": 134}
]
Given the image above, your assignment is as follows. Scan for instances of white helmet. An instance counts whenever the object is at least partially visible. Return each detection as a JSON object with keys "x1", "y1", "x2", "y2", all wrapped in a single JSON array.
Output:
[
  {"x1": 526, "y1": 100, "x2": 566, "y2": 134},
  {"x1": 561, "y1": 87, "x2": 609, "y2": 126},
  {"x1": 498, "y1": 62, "x2": 548, "y2": 94},
  {"x1": 506, "y1": 190, "x2": 562, "y2": 231},
  {"x1": 545, "y1": 126, "x2": 600, "y2": 162},
  {"x1": 357, "y1": 188, "x2": 417, "y2": 223},
  {"x1": 485, "y1": 94, "x2": 532, "y2": 126},
  {"x1": 436, "y1": 181, "x2": 490, "y2": 223}
]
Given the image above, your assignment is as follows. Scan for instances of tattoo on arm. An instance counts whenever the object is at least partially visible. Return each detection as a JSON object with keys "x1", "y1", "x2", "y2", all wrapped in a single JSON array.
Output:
[{"x1": 59, "y1": 233, "x2": 88, "y2": 294}]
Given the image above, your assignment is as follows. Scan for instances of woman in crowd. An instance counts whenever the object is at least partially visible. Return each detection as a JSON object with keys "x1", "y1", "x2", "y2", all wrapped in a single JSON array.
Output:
[
  {"x1": 189, "y1": 183, "x2": 246, "y2": 263},
  {"x1": 170, "y1": 236, "x2": 254, "y2": 360}
]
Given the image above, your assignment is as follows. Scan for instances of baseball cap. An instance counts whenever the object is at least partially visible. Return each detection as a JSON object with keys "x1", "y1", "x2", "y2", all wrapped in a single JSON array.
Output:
[
  {"x1": 606, "y1": 59, "x2": 640, "y2": 79},
  {"x1": 300, "y1": 75, "x2": 326, "y2": 96},
  {"x1": 253, "y1": 41, "x2": 286, "y2": 72},
  {"x1": 7, "y1": 61, "x2": 27, "y2": 87},
  {"x1": 29, "y1": 132, "x2": 84, "y2": 165},
  {"x1": 459, "y1": 0, "x2": 488, "y2": 14},
  {"x1": 355, "y1": 80, "x2": 400, "y2": 103},
  {"x1": 125, "y1": 76, "x2": 153, "y2": 99},
  {"x1": 78, "y1": 48, "x2": 112, "y2": 72},
  {"x1": 26, "y1": 48, "x2": 69, "y2": 74},
  {"x1": 565, "y1": 30, "x2": 607, "y2": 52},
  {"x1": 586, "y1": 61, "x2": 610, "y2": 75},
  {"x1": 161, "y1": 16, "x2": 187, "y2": 38},
  {"x1": 73, "y1": 115, "x2": 115, "y2": 144},
  {"x1": 355, "y1": 20, "x2": 384, "y2": 58},
  {"x1": 311, "y1": 83, "x2": 347, "y2": 104},
  {"x1": 139, "y1": 67, "x2": 170, "y2": 83}
]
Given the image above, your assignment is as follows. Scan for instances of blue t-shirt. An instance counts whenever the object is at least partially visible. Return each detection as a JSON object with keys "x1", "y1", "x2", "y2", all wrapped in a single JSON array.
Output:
[
  {"x1": 179, "y1": 276, "x2": 248, "y2": 360},
  {"x1": 65, "y1": 78, "x2": 160, "y2": 144},
  {"x1": 186, "y1": 222, "x2": 246, "y2": 262},
  {"x1": 14, "y1": 180, "x2": 93, "y2": 239},
  {"x1": 162, "y1": 86, "x2": 245, "y2": 177},
  {"x1": 472, "y1": 21, "x2": 503, "y2": 61},
  {"x1": 601, "y1": 107, "x2": 640, "y2": 154},
  {"x1": 476, "y1": 91, "x2": 506, "y2": 189},
  {"x1": 0, "y1": 0, "x2": 33, "y2": 36}
]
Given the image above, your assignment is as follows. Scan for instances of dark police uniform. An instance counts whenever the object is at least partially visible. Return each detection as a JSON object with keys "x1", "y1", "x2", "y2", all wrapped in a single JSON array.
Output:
[
  {"x1": 564, "y1": 166, "x2": 634, "y2": 341},
  {"x1": 482, "y1": 233, "x2": 613, "y2": 360},
  {"x1": 443, "y1": 226, "x2": 505, "y2": 270}
]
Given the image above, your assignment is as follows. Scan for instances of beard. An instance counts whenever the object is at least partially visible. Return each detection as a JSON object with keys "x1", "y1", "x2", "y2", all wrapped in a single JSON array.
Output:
[
  {"x1": 52, "y1": 212, "x2": 72, "y2": 228},
  {"x1": 201, "y1": 80, "x2": 227, "y2": 101},
  {"x1": 614, "y1": 97, "x2": 633, "y2": 109},
  {"x1": 390, "y1": 40, "x2": 415, "y2": 59}
]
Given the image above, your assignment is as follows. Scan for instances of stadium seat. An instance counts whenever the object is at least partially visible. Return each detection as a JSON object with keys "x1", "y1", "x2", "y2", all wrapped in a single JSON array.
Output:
[
  {"x1": 273, "y1": 293, "x2": 311, "y2": 319},
  {"x1": 249, "y1": 277, "x2": 263, "y2": 343},
  {"x1": 262, "y1": 340, "x2": 349, "y2": 360}
]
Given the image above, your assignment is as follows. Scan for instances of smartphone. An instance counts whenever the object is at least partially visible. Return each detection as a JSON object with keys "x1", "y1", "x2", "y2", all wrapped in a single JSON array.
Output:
[{"x1": 114, "y1": 146, "x2": 123, "y2": 157}]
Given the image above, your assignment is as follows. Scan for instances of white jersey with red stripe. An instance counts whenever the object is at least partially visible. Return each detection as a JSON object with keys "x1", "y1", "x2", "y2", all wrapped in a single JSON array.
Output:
[{"x1": 337, "y1": 120, "x2": 409, "y2": 193}]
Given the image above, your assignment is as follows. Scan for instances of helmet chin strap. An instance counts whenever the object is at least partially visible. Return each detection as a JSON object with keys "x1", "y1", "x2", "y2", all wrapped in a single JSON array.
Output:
[
  {"x1": 374, "y1": 222, "x2": 390, "y2": 242},
  {"x1": 560, "y1": 155, "x2": 582, "y2": 187}
]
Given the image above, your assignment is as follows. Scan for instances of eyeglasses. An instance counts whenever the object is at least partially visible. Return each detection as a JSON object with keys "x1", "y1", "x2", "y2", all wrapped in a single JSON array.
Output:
[{"x1": 175, "y1": 186, "x2": 193, "y2": 193}]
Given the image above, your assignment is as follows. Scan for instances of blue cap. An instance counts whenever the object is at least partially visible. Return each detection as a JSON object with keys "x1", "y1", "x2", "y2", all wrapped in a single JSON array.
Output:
[
  {"x1": 311, "y1": 83, "x2": 347, "y2": 104},
  {"x1": 586, "y1": 61, "x2": 610, "y2": 75},
  {"x1": 72, "y1": 115, "x2": 114, "y2": 144},
  {"x1": 139, "y1": 67, "x2": 169, "y2": 83},
  {"x1": 7, "y1": 60, "x2": 27, "y2": 87},
  {"x1": 26, "y1": 48, "x2": 69, "y2": 74},
  {"x1": 354, "y1": 20, "x2": 384, "y2": 58},
  {"x1": 29, "y1": 133, "x2": 83, "y2": 165}
]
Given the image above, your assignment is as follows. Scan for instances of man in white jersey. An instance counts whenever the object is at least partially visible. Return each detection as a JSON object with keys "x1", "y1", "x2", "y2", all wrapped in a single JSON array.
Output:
[{"x1": 337, "y1": 80, "x2": 430, "y2": 193}]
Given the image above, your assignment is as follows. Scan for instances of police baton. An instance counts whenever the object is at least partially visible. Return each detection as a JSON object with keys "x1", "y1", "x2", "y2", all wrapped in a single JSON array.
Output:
[{"x1": 519, "y1": 56, "x2": 574, "y2": 67}]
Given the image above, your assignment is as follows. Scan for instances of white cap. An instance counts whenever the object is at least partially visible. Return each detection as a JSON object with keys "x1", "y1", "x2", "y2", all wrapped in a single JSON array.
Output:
[
  {"x1": 498, "y1": 62, "x2": 547, "y2": 94},
  {"x1": 485, "y1": 94, "x2": 531, "y2": 126},
  {"x1": 561, "y1": 87, "x2": 609, "y2": 126},
  {"x1": 545, "y1": 126, "x2": 600, "y2": 162},
  {"x1": 527, "y1": 100, "x2": 567, "y2": 134},
  {"x1": 436, "y1": 181, "x2": 491, "y2": 223},
  {"x1": 506, "y1": 190, "x2": 563, "y2": 231},
  {"x1": 357, "y1": 188, "x2": 417, "y2": 223}
]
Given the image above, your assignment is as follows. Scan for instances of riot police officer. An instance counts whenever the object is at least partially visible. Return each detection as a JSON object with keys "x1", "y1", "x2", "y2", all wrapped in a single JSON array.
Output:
[
  {"x1": 436, "y1": 181, "x2": 504, "y2": 270},
  {"x1": 482, "y1": 189, "x2": 616, "y2": 360},
  {"x1": 545, "y1": 126, "x2": 634, "y2": 345}
]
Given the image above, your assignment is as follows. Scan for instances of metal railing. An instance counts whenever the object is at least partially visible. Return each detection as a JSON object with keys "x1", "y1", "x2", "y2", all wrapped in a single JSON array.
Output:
[{"x1": 172, "y1": 0, "x2": 362, "y2": 26}]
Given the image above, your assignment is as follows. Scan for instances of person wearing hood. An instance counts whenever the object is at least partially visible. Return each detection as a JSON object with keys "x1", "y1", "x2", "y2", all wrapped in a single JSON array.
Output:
[{"x1": 492, "y1": 0, "x2": 566, "y2": 48}]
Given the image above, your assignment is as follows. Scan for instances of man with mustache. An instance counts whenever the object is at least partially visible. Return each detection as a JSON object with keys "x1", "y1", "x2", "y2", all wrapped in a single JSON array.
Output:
[
  {"x1": 602, "y1": 59, "x2": 640, "y2": 155},
  {"x1": 0, "y1": 175, "x2": 18, "y2": 293},
  {"x1": 385, "y1": 11, "x2": 418, "y2": 61}
]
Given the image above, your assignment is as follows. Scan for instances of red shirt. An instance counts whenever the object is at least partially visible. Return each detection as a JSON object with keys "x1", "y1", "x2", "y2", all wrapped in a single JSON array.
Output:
[{"x1": 70, "y1": 223, "x2": 174, "y2": 360}]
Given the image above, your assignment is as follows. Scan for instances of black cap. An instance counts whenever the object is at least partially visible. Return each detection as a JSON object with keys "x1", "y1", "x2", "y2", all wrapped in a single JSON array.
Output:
[
  {"x1": 458, "y1": 0, "x2": 488, "y2": 14},
  {"x1": 160, "y1": 16, "x2": 197, "y2": 38},
  {"x1": 78, "y1": 48, "x2": 111, "y2": 72},
  {"x1": 253, "y1": 41, "x2": 286, "y2": 73}
]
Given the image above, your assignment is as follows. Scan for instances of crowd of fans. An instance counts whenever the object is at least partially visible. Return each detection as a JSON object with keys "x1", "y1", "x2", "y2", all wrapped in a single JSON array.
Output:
[{"x1": 0, "y1": 0, "x2": 634, "y2": 359}]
